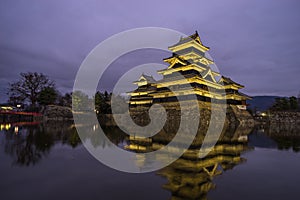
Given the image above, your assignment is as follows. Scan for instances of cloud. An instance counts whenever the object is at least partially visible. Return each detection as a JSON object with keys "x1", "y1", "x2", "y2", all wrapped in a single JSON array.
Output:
[{"x1": 0, "y1": 0, "x2": 300, "y2": 102}]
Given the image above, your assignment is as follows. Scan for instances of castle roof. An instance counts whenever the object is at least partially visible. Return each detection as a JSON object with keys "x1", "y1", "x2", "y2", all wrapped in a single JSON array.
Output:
[
  {"x1": 218, "y1": 76, "x2": 244, "y2": 88},
  {"x1": 133, "y1": 74, "x2": 156, "y2": 84},
  {"x1": 169, "y1": 31, "x2": 210, "y2": 50},
  {"x1": 141, "y1": 74, "x2": 156, "y2": 83}
]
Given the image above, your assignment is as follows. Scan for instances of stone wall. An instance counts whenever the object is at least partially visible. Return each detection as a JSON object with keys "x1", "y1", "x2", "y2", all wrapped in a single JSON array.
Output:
[
  {"x1": 41, "y1": 102, "x2": 255, "y2": 137},
  {"x1": 42, "y1": 105, "x2": 73, "y2": 121},
  {"x1": 128, "y1": 101, "x2": 254, "y2": 129},
  {"x1": 99, "y1": 101, "x2": 255, "y2": 146},
  {"x1": 269, "y1": 111, "x2": 300, "y2": 124},
  {"x1": 229, "y1": 105, "x2": 254, "y2": 126},
  {"x1": 266, "y1": 112, "x2": 300, "y2": 135}
]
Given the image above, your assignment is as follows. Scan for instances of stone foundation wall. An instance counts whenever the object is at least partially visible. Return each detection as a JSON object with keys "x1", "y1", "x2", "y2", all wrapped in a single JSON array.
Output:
[
  {"x1": 269, "y1": 111, "x2": 300, "y2": 124},
  {"x1": 266, "y1": 112, "x2": 300, "y2": 135},
  {"x1": 43, "y1": 105, "x2": 73, "y2": 121},
  {"x1": 128, "y1": 101, "x2": 254, "y2": 130}
]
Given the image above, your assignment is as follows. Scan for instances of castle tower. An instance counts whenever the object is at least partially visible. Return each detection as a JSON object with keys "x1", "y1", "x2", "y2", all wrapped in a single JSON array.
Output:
[{"x1": 128, "y1": 31, "x2": 250, "y2": 108}]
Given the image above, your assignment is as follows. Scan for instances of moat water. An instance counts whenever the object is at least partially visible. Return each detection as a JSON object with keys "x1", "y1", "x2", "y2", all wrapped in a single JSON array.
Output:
[{"x1": 0, "y1": 122, "x2": 300, "y2": 200}]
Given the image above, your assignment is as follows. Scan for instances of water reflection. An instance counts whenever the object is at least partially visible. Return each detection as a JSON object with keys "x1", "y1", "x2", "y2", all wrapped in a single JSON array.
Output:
[
  {"x1": 126, "y1": 123, "x2": 252, "y2": 199},
  {"x1": 252, "y1": 124, "x2": 300, "y2": 152},
  {"x1": 1, "y1": 121, "x2": 299, "y2": 199},
  {"x1": 0, "y1": 121, "x2": 129, "y2": 166},
  {"x1": 157, "y1": 141, "x2": 247, "y2": 200},
  {"x1": 2, "y1": 121, "x2": 75, "y2": 166}
]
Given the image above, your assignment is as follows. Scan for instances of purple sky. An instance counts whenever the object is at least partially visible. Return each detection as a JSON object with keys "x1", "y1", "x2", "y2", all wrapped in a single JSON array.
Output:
[{"x1": 1, "y1": 0, "x2": 300, "y2": 102}]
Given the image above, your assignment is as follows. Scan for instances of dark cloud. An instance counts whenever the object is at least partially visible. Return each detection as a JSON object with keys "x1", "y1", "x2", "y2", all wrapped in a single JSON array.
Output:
[{"x1": 0, "y1": 0, "x2": 300, "y2": 102}]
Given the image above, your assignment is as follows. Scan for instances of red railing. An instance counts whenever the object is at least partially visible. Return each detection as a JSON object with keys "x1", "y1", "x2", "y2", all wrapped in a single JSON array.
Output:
[
  {"x1": 0, "y1": 110, "x2": 42, "y2": 117},
  {"x1": 13, "y1": 121, "x2": 41, "y2": 126}
]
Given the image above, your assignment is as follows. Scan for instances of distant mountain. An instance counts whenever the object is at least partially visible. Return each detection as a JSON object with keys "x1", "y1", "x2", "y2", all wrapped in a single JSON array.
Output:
[{"x1": 247, "y1": 96, "x2": 280, "y2": 111}]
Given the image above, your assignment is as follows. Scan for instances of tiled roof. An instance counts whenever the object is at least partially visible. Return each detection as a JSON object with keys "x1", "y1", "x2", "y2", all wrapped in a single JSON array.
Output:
[
  {"x1": 219, "y1": 76, "x2": 243, "y2": 87},
  {"x1": 169, "y1": 31, "x2": 209, "y2": 49},
  {"x1": 140, "y1": 74, "x2": 156, "y2": 83}
]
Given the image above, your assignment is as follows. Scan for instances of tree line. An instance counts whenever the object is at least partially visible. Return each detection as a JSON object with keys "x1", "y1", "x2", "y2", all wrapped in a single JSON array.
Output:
[
  {"x1": 7, "y1": 72, "x2": 126, "y2": 113},
  {"x1": 269, "y1": 96, "x2": 299, "y2": 111},
  {"x1": 9, "y1": 72, "x2": 299, "y2": 113}
]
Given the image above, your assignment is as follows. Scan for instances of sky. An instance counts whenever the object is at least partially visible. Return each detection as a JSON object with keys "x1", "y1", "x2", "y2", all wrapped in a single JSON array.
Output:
[{"x1": 1, "y1": 0, "x2": 300, "y2": 102}]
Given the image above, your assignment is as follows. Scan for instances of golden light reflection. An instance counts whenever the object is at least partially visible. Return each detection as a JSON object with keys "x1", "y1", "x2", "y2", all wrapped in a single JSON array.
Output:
[
  {"x1": 93, "y1": 124, "x2": 99, "y2": 131},
  {"x1": 0, "y1": 124, "x2": 11, "y2": 131},
  {"x1": 126, "y1": 124, "x2": 252, "y2": 199},
  {"x1": 14, "y1": 126, "x2": 19, "y2": 134}
]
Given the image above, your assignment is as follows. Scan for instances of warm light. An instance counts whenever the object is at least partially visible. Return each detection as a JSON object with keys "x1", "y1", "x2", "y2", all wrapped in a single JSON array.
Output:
[
  {"x1": 1, "y1": 124, "x2": 11, "y2": 130},
  {"x1": 93, "y1": 124, "x2": 98, "y2": 131},
  {"x1": 14, "y1": 126, "x2": 19, "y2": 134},
  {"x1": 16, "y1": 104, "x2": 21, "y2": 108},
  {"x1": 5, "y1": 124, "x2": 11, "y2": 130},
  {"x1": 1, "y1": 106, "x2": 13, "y2": 110},
  {"x1": 261, "y1": 112, "x2": 267, "y2": 117}
]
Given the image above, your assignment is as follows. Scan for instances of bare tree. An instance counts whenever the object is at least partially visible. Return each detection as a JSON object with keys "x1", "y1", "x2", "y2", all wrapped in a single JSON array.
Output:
[
  {"x1": 298, "y1": 91, "x2": 300, "y2": 110},
  {"x1": 8, "y1": 72, "x2": 55, "y2": 107}
]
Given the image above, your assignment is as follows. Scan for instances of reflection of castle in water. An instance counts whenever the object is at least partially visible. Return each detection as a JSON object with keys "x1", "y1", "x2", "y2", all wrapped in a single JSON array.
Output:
[
  {"x1": 158, "y1": 143, "x2": 248, "y2": 200},
  {"x1": 126, "y1": 124, "x2": 252, "y2": 199}
]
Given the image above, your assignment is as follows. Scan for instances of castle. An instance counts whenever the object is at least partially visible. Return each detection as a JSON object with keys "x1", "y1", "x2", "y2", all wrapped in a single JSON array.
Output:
[{"x1": 128, "y1": 31, "x2": 250, "y2": 109}]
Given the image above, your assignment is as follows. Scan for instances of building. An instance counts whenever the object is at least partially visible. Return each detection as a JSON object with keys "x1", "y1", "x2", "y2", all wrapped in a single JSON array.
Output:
[{"x1": 128, "y1": 31, "x2": 250, "y2": 108}]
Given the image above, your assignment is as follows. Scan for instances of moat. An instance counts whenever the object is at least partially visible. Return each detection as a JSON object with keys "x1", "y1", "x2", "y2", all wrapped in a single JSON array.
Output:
[{"x1": 1, "y1": 122, "x2": 300, "y2": 200}]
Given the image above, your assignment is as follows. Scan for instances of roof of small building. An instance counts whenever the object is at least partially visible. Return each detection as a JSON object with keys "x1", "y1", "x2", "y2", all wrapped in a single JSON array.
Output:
[
  {"x1": 132, "y1": 74, "x2": 157, "y2": 85},
  {"x1": 139, "y1": 74, "x2": 156, "y2": 83}
]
